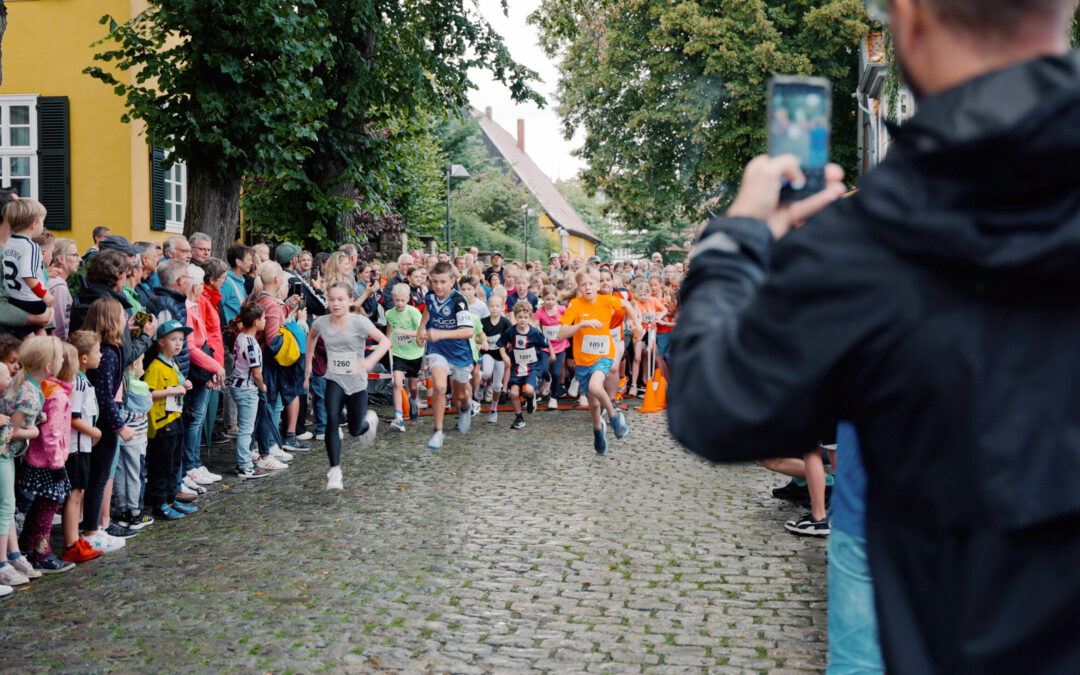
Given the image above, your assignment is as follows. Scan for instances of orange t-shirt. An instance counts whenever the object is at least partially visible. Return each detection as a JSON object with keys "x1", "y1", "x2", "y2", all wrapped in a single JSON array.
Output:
[
  {"x1": 636, "y1": 297, "x2": 665, "y2": 331},
  {"x1": 561, "y1": 294, "x2": 621, "y2": 366}
]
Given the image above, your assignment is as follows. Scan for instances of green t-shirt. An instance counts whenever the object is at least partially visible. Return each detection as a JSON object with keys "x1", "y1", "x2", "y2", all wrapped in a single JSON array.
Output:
[
  {"x1": 470, "y1": 320, "x2": 483, "y2": 362},
  {"x1": 385, "y1": 305, "x2": 424, "y2": 361}
]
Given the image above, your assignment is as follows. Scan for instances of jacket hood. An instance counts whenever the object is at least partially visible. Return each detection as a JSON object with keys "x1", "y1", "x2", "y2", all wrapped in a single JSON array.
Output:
[{"x1": 855, "y1": 51, "x2": 1080, "y2": 290}]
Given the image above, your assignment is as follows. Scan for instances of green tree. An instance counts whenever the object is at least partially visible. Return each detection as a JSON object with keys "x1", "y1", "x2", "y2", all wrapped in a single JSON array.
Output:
[
  {"x1": 531, "y1": 0, "x2": 869, "y2": 233},
  {"x1": 86, "y1": 1, "x2": 334, "y2": 255}
]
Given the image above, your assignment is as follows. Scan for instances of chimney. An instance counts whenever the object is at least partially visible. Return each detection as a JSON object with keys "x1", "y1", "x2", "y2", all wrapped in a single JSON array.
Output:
[
  {"x1": 517, "y1": 118, "x2": 525, "y2": 153},
  {"x1": 485, "y1": 106, "x2": 492, "y2": 119}
]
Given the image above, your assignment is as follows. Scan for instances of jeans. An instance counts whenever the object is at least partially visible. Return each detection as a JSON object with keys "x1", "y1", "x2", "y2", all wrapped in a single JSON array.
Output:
[
  {"x1": 542, "y1": 350, "x2": 567, "y2": 397},
  {"x1": 270, "y1": 389, "x2": 284, "y2": 437},
  {"x1": 202, "y1": 388, "x2": 220, "y2": 448},
  {"x1": 324, "y1": 380, "x2": 369, "y2": 468},
  {"x1": 180, "y1": 382, "x2": 210, "y2": 475},
  {"x1": 230, "y1": 387, "x2": 258, "y2": 470},
  {"x1": 827, "y1": 529, "x2": 885, "y2": 674},
  {"x1": 254, "y1": 389, "x2": 281, "y2": 455},
  {"x1": 83, "y1": 429, "x2": 118, "y2": 532},
  {"x1": 114, "y1": 433, "x2": 148, "y2": 514},
  {"x1": 223, "y1": 350, "x2": 237, "y2": 428},
  {"x1": 0, "y1": 453, "x2": 13, "y2": 530},
  {"x1": 309, "y1": 375, "x2": 327, "y2": 435}
]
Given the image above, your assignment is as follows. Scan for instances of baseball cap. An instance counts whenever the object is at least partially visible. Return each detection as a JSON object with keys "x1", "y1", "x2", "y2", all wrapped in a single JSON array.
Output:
[
  {"x1": 155, "y1": 318, "x2": 193, "y2": 341},
  {"x1": 588, "y1": 255, "x2": 601, "y2": 263},
  {"x1": 274, "y1": 242, "x2": 303, "y2": 265},
  {"x1": 490, "y1": 251, "x2": 502, "y2": 258},
  {"x1": 100, "y1": 234, "x2": 140, "y2": 256},
  {"x1": 549, "y1": 253, "x2": 559, "y2": 260}
]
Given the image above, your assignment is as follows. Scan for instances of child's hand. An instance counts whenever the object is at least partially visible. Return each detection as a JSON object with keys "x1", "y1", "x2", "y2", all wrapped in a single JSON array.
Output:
[
  {"x1": 42, "y1": 291, "x2": 55, "y2": 307},
  {"x1": 90, "y1": 427, "x2": 103, "y2": 443},
  {"x1": 118, "y1": 426, "x2": 135, "y2": 442},
  {"x1": 183, "y1": 381, "x2": 193, "y2": 391},
  {"x1": 426, "y1": 329, "x2": 441, "y2": 343},
  {"x1": 0, "y1": 414, "x2": 9, "y2": 427}
]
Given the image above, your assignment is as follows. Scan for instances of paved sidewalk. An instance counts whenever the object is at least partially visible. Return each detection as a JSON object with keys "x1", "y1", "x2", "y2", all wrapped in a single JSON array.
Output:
[{"x1": 1, "y1": 406, "x2": 827, "y2": 673}]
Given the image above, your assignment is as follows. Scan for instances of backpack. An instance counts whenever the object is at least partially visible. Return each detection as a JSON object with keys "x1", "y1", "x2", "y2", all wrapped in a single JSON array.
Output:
[{"x1": 270, "y1": 321, "x2": 306, "y2": 367}]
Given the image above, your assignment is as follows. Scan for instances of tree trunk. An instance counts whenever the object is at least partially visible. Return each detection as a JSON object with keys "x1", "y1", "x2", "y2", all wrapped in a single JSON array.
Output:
[
  {"x1": 184, "y1": 157, "x2": 241, "y2": 256},
  {"x1": 320, "y1": 157, "x2": 356, "y2": 245}
]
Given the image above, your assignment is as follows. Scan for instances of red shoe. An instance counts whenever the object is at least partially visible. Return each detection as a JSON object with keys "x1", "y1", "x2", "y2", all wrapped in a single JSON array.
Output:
[{"x1": 60, "y1": 537, "x2": 101, "y2": 563}]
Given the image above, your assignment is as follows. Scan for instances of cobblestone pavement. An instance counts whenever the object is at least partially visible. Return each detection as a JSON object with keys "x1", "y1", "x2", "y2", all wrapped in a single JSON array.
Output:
[{"x1": 1, "y1": 404, "x2": 827, "y2": 674}]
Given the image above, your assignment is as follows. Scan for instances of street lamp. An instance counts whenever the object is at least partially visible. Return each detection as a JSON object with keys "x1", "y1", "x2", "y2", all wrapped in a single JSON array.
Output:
[
  {"x1": 445, "y1": 164, "x2": 470, "y2": 253},
  {"x1": 522, "y1": 205, "x2": 538, "y2": 262}
]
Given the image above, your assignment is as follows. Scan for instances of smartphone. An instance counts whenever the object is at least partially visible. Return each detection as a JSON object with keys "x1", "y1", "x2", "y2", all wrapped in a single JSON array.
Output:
[{"x1": 766, "y1": 75, "x2": 832, "y2": 202}]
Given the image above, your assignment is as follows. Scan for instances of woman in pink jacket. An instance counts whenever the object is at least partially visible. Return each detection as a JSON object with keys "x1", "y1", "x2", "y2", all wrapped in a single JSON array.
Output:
[
  {"x1": 198, "y1": 258, "x2": 228, "y2": 451},
  {"x1": 180, "y1": 264, "x2": 225, "y2": 492}
]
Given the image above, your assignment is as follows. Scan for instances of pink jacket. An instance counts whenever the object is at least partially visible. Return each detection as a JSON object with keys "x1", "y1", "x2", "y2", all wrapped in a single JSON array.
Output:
[
  {"x1": 186, "y1": 298, "x2": 220, "y2": 373},
  {"x1": 198, "y1": 290, "x2": 225, "y2": 367},
  {"x1": 26, "y1": 377, "x2": 72, "y2": 470}
]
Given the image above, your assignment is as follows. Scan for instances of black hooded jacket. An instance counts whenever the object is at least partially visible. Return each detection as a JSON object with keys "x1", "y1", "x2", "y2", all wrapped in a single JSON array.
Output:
[{"x1": 670, "y1": 53, "x2": 1080, "y2": 672}]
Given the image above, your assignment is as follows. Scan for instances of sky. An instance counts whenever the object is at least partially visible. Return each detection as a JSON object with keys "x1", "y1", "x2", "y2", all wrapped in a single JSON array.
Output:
[{"x1": 467, "y1": 0, "x2": 586, "y2": 182}]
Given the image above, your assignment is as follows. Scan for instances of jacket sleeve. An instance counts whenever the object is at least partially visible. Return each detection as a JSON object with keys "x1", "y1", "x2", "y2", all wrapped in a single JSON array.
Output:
[
  {"x1": 667, "y1": 216, "x2": 881, "y2": 462},
  {"x1": 187, "y1": 316, "x2": 220, "y2": 372},
  {"x1": 122, "y1": 329, "x2": 152, "y2": 368},
  {"x1": 261, "y1": 301, "x2": 284, "y2": 350},
  {"x1": 90, "y1": 346, "x2": 126, "y2": 433},
  {"x1": 51, "y1": 282, "x2": 72, "y2": 340}
]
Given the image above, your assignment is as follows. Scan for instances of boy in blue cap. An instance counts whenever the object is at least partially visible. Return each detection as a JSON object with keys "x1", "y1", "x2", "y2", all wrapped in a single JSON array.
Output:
[{"x1": 143, "y1": 320, "x2": 194, "y2": 520}]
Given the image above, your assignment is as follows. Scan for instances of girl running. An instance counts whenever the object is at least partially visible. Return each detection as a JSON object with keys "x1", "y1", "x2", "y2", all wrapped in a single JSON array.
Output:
[
  {"x1": 478, "y1": 294, "x2": 510, "y2": 423},
  {"x1": 534, "y1": 285, "x2": 568, "y2": 409}
]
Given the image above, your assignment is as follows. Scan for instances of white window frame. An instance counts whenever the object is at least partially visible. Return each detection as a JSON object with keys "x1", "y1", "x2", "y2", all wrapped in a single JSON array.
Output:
[
  {"x1": 162, "y1": 149, "x2": 187, "y2": 234},
  {"x1": 0, "y1": 95, "x2": 39, "y2": 200}
]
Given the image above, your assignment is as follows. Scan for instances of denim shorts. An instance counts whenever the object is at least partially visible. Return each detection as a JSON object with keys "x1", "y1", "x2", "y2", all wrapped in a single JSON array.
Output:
[
  {"x1": 826, "y1": 529, "x2": 885, "y2": 674},
  {"x1": 575, "y1": 357, "x2": 614, "y2": 391},
  {"x1": 656, "y1": 331, "x2": 672, "y2": 358}
]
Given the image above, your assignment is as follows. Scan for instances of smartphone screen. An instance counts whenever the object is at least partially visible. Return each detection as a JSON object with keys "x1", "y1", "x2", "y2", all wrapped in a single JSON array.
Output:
[{"x1": 767, "y1": 76, "x2": 831, "y2": 201}]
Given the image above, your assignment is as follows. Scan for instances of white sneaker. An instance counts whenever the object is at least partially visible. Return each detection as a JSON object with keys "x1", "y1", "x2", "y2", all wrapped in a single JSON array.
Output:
[
  {"x1": 296, "y1": 431, "x2": 314, "y2": 441},
  {"x1": 548, "y1": 396, "x2": 559, "y2": 410},
  {"x1": 470, "y1": 400, "x2": 481, "y2": 416},
  {"x1": 483, "y1": 387, "x2": 493, "y2": 403},
  {"x1": 487, "y1": 410, "x2": 498, "y2": 424},
  {"x1": 427, "y1": 429, "x2": 445, "y2": 450},
  {"x1": 270, "y1": 447, "x2": 294, "y2": 462},
  {"x1": 568, "y1": 378, "x2": 580, "y2": 397},
  {"x1": 315, "y1": 433, "x2": 326, "y2": 441},
  {"x1": 358, "y1": 411, "x2": 378, "y2": 446},
  {"x1": 0, "y1": 584, "x2": 11, "y2": 597},
  {"x1": 473, "y1": 383, "x2": 487, "y2": 402},
  {"x1": 187, "y1": 469, "x2": 214, "y2": 486},
  {"x1": 182, "y1": 476, "x2": 207, "y2": 495},
  {"x1": 9, "y1": 556, "x2": 40, "y2": 579},
  {"x1": 199, "y1": 465, "x2": 223, "y2": 482},
  {"x1": 255, "y1": 456, "x2": 289, "y2": 471},
  {"x1": 390, "y1": 418, "x2": 406, "y2": 432},
  {"x1": 578, "y1": 394, "x2": 589, "y2": 408},
  {"x1": 326, "y1": 466, "x2": 343, "y2": 491},
  {"x1": 85, "y1": 530, "x2": 125, "y2": 554},
  {"x1": 539, "y1": 380, "x2": 551, "y2": 399},
  {"x1": 0, "y1": 563, "x2": 30, "y2": 586}
]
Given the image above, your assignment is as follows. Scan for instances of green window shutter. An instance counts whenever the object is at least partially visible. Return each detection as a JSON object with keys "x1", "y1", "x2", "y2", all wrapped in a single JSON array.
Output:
[
  {"x1": 150, "y1": 145, "x2": 165, "y2": 231},
  {"x1": 37, "y1": 96, "x2": 70, "y2": 230}
]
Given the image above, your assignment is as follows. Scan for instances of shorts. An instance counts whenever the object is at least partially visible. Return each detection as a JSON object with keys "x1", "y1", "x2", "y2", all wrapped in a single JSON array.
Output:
[
  {"x1": 575, "y1": 357, "x2": 614, "y2": 391},
  {"x1": 8, "y1": 297, "x2": 47, "y2": 316},
  {"x1": 656, "y1": 331, "x2": 672, "y2": 359},
  {"x1": 424, "y1": 353, "x2": 473, "y2": 384},
  {"x1": 66, "y1": 453, "x2": 92, "y2": 491},
  {"x1": 392, "y1": 356, "x2": 423, "y2": 379},
  {"x1": 509, "y1": 370, "x2": 542, "y2": 392}
]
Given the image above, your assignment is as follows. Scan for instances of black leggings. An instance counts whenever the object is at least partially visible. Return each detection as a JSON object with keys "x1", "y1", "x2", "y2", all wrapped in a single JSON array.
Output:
[
  {"x1": 82, "y1": 428, "x2": 118, "y2": 532},
  {"x1": 324, "y1": 379, "x2": 369, "y2": 468}
]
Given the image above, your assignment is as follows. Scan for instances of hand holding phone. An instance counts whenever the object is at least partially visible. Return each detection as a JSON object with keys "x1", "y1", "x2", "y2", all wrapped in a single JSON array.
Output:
[{"x1": 767, "y1": 76, "x2": 832, "y2": 202}]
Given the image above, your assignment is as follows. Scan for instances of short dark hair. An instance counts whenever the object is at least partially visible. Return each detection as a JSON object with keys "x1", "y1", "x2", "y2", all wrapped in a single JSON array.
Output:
[
  {"x1": 431, "y1": 261, "x2": 455, "y2": 278},
  {"x1": 239, "y1": 302, "x2": 265, "y2": 327},
  {"x1": 86, "y1": 249, "x2": 129, "y2": 289},
  {"x1": 226, "y1": 243, "x2": 252, "y2": 269},
  {"x1": 92, "y1": 226, "x2": 110, "y2": 241},
  {"x1": 927, "y1": 0, "x2": 1072, "y2": 34}
]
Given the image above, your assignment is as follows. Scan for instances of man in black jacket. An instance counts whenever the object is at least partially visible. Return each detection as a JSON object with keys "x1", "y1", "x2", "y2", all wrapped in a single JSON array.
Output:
[{"x1": 669, "y1": 1, "x2": 1080, "y2": 672}]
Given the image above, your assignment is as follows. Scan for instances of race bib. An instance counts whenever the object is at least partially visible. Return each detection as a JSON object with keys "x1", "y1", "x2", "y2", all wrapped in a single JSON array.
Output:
[
  {"x1": 581, "y1": 334, "x2": 611, "y2": 356},
  {"x1": 165, "y1": 394, "x2": 183, "y2": 413},
  {"x1": 542, "y1": 324, "x2": 561, "y2": 341},
  {"x1": 486, "y1": 335, "x2": 500, "y2": 350},
  {"x1": 393, "y1": 332, "x2": 415, "y2": 347},
  {"x1": 611, "y1": 326, "x2": 623, "y2": 342},
  {"x1": 328, "y1": 350, "x2": 358, "y2": 375},
  {"x1": 514, "y1": 348, "x2": 538, "y2": 365}
]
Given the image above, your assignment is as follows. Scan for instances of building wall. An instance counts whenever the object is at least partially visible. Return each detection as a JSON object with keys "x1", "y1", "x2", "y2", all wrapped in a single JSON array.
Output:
[
  {"x1": 539, "y1": 213, "x2": 595, "y2": 259},
  {"x1": 4, "y1": 0, "x2": 160, "y2": 251}
]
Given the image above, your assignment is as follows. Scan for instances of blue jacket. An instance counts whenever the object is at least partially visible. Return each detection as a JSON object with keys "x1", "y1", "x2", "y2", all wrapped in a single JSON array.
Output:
[
  {"x1": 146, "y1": 287, "x2": 190, "y2": 376},
  {"x1": 220, "y1": 270, "x2": 246, "y2": 325}
]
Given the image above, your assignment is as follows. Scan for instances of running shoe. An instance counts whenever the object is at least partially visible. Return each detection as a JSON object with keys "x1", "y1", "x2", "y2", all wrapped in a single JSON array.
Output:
[
  {"x1": 526, "y1": 395, "x2": 536, "y2": 414},
  {"x1": 105, "y1": 522, "x2": 138, "y2": 539},
  {"x1": 31, "y1": 554, "x2": 74, "y2": 575},
  {"x1": 483, "y1": 388, "x2": 493, "y2": 403},
  {"x1": 548, "y1": 396, "x2": 559, "y2": 410},
  {"x1": 611, "y1": 412, "x2": 630, "y2": 439},
  {"x1": 772, "y1": 479, "x2": 809, "y2": 502},
  {"x1": 126, "y1": 511, "x2": 155, "y2": 530},
  {"x1": 511, "y1": 415, "x2": 526, "y2": 430},
  {"x1": 197, "y1": 465, "x2": 223, "y2": 482},
  {"x1": 182, "y1": 476, "x2": 207, "y2": 495},
  {"x1": 296, "y1": 431, "x2": 314, "y2": 441},
  {"x1": 211, "y1": 431, "x2": 230, "y2": 445},
  {"x1": 255, "y1": 456, "x2": 289, "y2": 471},
  {"x1": 594, "y1": 419, "x2": 608, "y2": 455},
  {"x1": 60, "y1": 537, "x2": 101, "y2": 563},
  {"x1": 326, "y1": 466, "x2": 343, "y2": 491},
  {"x1": 358, "y1": 411, "x2": 379, "y2": 446},
  {"x1": 8, "y1": 555, "x2": 41, "y2": 579},
  {"x1": 223, "y1": 426, "x2": 239, "y2": 438},
  {"x1": 539, "y1": 380, "x2": 551, "y2": 399},
  {"x1": 498, "y1": 392, "x2": 510, "y2": 405},
  {"x1": 390, "y1": 418, "x2": 406, "y2": 433},
  {"x1": 271, "y1": 446, "x2": 295, "y2": 461},
  {"x1": 84, "y1": 530, "x2": 125, "y2": 554},
  {"x1": 428, "y1": 429, "x2": 445, "y2": 450},
  {"x1": 315, "y1": 433, "x2": 326, "y2": 441},
  {"x1": 0, "y1": 563, "x2": 29, "y2": 586},
  {"x1": 236, "y1": 466, "x2": 270, "y2": 480},
  {"x1": 175, "y1": 490, "x2": 199, "y2": 503},
  {"x1": 578, "y1": 394, "x2": 589, "y2": 408},
  {"x1": 170, "y1": 501, "x2": 198, "y2": 515},
  {"x1": 474, "y1": 383, "x2": 487, "y2": 402},
  {"x1": 281, "y1": 435, "x2": 310, "y2": 452},
  {"x1": 470, "y1": 400, "x2": 482, "y2": 416},
  {"x1": 628, "y1": 385, "x2": 638, "y2": 398},
  {"x1": 457, "y1": 410, "x2": 471, "y2": 434},
  {"x1": 153, "y1": 504, "x2": 186, "y2": 521},
  {"x1": 186, "y1": 468, "x2": 215, "y2": 486},
  {"x1": 568, "y1": 379, "x2": 580, "y2": 398},
  {"x1": 0, "y1": 583, "x2": 10, "y2": 597},
  {"x1": 487, "y1": 410, "x2": 498, "y2": 424},
  {"x1": 784, "y1": 514, "x2": 831, "y2": 537}
]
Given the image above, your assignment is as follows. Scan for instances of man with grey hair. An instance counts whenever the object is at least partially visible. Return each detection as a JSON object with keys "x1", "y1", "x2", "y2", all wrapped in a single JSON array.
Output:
[
  {"x1": 134, "y1": 241, "x2": 161, "y2": 306},
  {"x1": 380, "y1": 253, "x2": 414, "y2": 308},
  {"x1": 189, "y1": 232, "x2": 212, "y2": 263},
  {"x1": 163, "y1": 234, "x2": 192, "y2": 262},
  {"x1": 670, "y1": 0, "x2": 1080, "y2": 671}
]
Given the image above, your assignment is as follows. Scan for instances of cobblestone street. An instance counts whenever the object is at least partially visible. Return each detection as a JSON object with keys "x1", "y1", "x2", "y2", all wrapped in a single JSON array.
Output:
[{"x1": 1, "y1": 406, "x2": 827, "y2": 674}]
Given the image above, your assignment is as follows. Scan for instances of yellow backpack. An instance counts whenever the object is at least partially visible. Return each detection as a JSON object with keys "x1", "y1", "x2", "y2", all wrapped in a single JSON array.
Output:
[{"x1": 271, "y1": 322, "x2": 305, "y2": 367}]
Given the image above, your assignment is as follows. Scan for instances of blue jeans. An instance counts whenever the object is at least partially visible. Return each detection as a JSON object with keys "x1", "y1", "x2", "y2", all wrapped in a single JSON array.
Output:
[
  {"x1": 542, "y1": 350, "x2": 567, "y2": 397},
  {"x1": 181, "y1": 382, "x2": 210, "y2": 475},
  {"x1": 230, "y1": 387, "x2": 259, "y2": 470},
  {"x1": 309, "y1": 375, "x2": 327, "y2": 435},
  {"x1": 827, "y1": 529, "x2": 885, "y2": 674},
  {"x1": 254, "y1": 389, "x2": 281, "y2": 455},
  {"x1": 202, "y1": 388, "x2": 220, "y2": 448}
]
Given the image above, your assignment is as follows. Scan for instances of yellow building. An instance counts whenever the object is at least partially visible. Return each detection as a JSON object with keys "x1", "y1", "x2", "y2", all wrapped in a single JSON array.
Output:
[
  {"x1": 1, "y1": 0, "x2": 183, "y2": 251},
  {"x1": 473, "y1": 109, "x2": 599, "y2": 258}
]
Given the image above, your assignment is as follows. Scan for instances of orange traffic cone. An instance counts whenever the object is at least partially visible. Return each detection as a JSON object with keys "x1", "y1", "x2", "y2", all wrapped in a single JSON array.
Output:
[
  {"x1": 638, "y1": 369, "x2": 667, "y2": 413},
  {"x1": 423, "y1": 376, "x2": 433, "y2": 409},
  {"x1": 400, "y1": 387, "x2": 411, "y2": 419}
]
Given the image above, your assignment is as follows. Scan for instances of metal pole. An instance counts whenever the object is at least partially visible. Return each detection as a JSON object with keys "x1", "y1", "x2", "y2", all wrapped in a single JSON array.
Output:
[
  {"x1": 445, "y1": 165, "x2": 451, "y2": 253},
  {"x1": 523, "y1": 209, "x2": 529, "y2": 263}
]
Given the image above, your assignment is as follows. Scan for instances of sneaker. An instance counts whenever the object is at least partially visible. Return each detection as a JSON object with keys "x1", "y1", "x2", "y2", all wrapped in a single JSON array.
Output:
[
  {"x1": 390, "y1": 418, "x2": 406, "y2": 433},
  {"x1": 409, "y1": 399, "x2": 420, "y2": 420},
  {"x1": 772, "y1": 479, "x2": 810, "y2": 502},
  {"x1": 474, "y1": 383, "x2": 487, "y2": 402},
  {"x1": 470, "y1": 400, "x2": 481, "y2": 416},
  {"x1": 183, "y1": 476, "x2": 208, "y2": 495},
  {"x1": 483, "y1": 388, "x2": 493, "y2": 403},
  {"x1": 525, "y1": 395, "x2": 536, "y2": 414},
  {"x1": 568, "y1": 378, "x2": 580, "y2": 398},
  {"x1": 326, "y1": 466, "x2": 343, "y2": 491},
  {"x1": 170, "y1": 501, "x2": 198, "y2": 515},
  {"x1": 357, "y1": 411, "x2": 379, "y2": 446},
  {"x1": 175, "y1": 490, "x2": 199, "y2": 503},
  {"x1": 487, "y1": 410, "x2": 498, "y2": 424},
  {"x1": 60, "y1": 538, "x2": 101, "y2": 563},
  {"x1": 211, "y1": 431, "x2": 230, "y2": 445},
  {"x1": 153, "y1": 504, "x2": 186, "y2": 521},
  {"x1": 236, "y1": 466, "x2": 270, "y2": 480},
  {"x1": 127, "y1": 512, "x2": 155, "y2": 530},
  {"x1": 9, "y1": 555, "x2": 41, "y2": 579},
  {"x1": 296, "y1": 431, "x2": 314, "y2": 441},
  {"x1": 250, "y1": 449, "x2": 261, "y2": 465},
  {"x1": 282, "y1": 435, "x2": 310, "y2": 452},
  {"x1": 539, "y1": 380, "x2": 551, "y2": 399},
  {"x1": 548, "y1": 396, "x2": 559, "y2": 410},
  {"x1": 105, "y1": 522, "x2": 139, "y2": 539},
  {"x1": 270, "y1": 447, "x2": 295, "y2": 462},
  {"x1": 457, "y1": 410, "x2": 471, "y2": 434},
  {"x1": 187, "y1": 469, "x2": 215, "y2": 486},
  {"x1": 31, "y1": 554, "x2": 74, "y2": 575},
  {"x1": 255, "y1": 456, "x2": 289, "y2": 471},
  {"x1": 84, "y1": 530, "x2": 125, "y2": 554},
  {"x1": 498, "y1": 392, "x2": 510, "y2": 405},
  {"x1": 427, "y1": 429, "x2": 445, "y2": 451},
  {"x1": 0, "y1": 583, "x2": 10, "y2": 597},
  {"x1": 594, "y1": 419, "x2": 608, "y2": 455},
  {"x1": 199, "y1": 465, "x2": 223, "y2": 482},
  {"x1": 315, "y1": 432, "x2": 326, "y2": 441},
  {"x1": 628, "y1": 385, "x2": 638, "y2": 398},
  {"x1": 0, "y1": 563, "x2": 29, "y2": 586},
  {"x1": 784, "y1": 514, "x2": 831, "y2": 537},
  {"x1": 611, "y1": 412, "x2": 630, "y2": 439},
  {"x1": 511, "y1": 415, "x2": 526, "y2": 430},
  {"x1": 223, "y1": 426, "x2": 239, "y2": 438},
  {"x1": 578, "y1": 394, "x2": 589, "y2": 408}
]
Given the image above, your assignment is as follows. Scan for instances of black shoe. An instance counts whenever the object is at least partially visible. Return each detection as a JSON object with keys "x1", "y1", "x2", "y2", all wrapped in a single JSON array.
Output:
[
  {"x1": 772, "y1": 479, "x2": 810, "y2": 502},
  {"x1": 212, "y1": 431, "x2": 230, "y2": 444},
  {"x1": 511, "y1": 416, "x2": 526, "y2": 430},
  {"x1": 784, "y1": 514, "x2": 830, "y2": 537},
  {"x1": 525, "y1": 395, "x2": 536, "y2": 414},
  {"x1": 105, "y1": 522, "x2": 138, "y2": 538},
  {"x1": 32, "y1": 554, "x2": 75, "y2": 574},
  {"x1": 498, "y1": 392, "x2": 510, "y2": 405}
]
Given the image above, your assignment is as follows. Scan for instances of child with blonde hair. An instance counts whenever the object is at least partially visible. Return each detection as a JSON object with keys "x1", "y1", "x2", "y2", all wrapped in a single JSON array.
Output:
[
  {"x1": 61, "y1": 331, "x2": 103, "y2": 564},
  {"x1": 2, "y1": 199, "x2": 53, "y2": 335}
]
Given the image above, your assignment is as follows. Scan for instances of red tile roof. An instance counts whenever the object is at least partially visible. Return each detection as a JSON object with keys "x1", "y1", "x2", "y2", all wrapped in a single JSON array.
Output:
[{"x1": 472, "y1": 110, "x2": 600, "y2": 244}]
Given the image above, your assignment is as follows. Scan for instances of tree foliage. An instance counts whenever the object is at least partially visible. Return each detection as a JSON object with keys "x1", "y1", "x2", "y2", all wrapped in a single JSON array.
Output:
[{"x1": 530, "y1": 0, "x2": 869, "y2": 232}]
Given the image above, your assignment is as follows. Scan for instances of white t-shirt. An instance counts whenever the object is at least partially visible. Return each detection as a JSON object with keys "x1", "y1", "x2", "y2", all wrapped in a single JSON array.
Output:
[
  {"x1": 469, "y1": 298, "x2": 491, "y2": 320},
  {"x1": 3, "y1": 233, "x2": 44, "y2": 303},
  {"x1": 70, "y1": 373, "x2": 98, "y2": 455}
]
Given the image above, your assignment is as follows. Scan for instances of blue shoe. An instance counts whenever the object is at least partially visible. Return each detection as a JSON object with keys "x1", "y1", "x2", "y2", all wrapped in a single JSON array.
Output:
[
  {"x1": 427, "y1": 430, "x2": 444, "y2": 451},
  {"x1": 170, "y1": 501, "x2": 198, "y2": 515},
  {"x1": 594, "y1": 420, "x2": 608, "y2": 455},
  {"x1": 457, "y1": 411, "x2": 471, "y2": 435},
  {"x1": 612, "y1": 412, "x2": 630, "y2": 439},
  {"x1": 154, "y1": 504, "x2": 185, "y2": 521}
]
